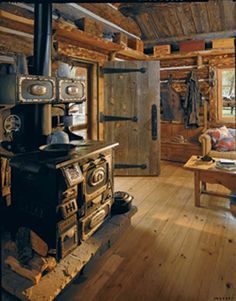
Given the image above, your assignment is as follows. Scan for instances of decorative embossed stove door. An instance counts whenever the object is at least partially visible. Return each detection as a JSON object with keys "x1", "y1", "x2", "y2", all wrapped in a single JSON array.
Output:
[{"x1": 102, "y1": 61, "x2": 160, "y2": 176}]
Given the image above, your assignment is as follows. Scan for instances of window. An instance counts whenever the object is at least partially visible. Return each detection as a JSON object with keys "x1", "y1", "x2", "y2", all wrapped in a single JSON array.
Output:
[
  {"x1": 218, "y1": 68, "x2": 235, "y2": 122},
  {"x1": 69, "y1": 65, "x2": 89, "y2": 139},
  {"x1": 55, "y1": 61, "x2": 91, "y2": 139}
]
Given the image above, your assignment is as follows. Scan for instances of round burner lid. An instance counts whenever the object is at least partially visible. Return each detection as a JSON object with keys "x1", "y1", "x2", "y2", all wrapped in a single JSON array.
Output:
[{"x1": 39, "y1": 143, "x2": 77, "y2": 156}]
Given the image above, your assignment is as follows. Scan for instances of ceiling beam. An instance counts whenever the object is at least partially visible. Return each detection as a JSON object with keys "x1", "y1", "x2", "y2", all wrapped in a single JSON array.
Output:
[
  {"x1": 64, "y1": 3, "x2": 140, "y2": 40},
  {"x1": 0, "y1": 55, "x2": 15, "y2": 64},
  {"x1": 13, "y1": 3, "x2": 140, "y2": 40},
  {"x1": 11, "y1": 3, "x2": 34, "y2": 13},
  {"x1": 0, "y1": 26, "x2": 33, "y2": 39},
  {"x1": 107, "y1": 4, "x2": 118, "y2": 11},
  {"x1": 147, "y1": 48, "x2": 235, "y2": 61},
  {"x1": 144, "y1": 30, "x2": 236, "y2": 48}
]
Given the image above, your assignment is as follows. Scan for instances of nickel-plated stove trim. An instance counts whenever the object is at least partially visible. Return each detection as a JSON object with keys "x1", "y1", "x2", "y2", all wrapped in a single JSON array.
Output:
[
  {"x1": 18, "y1": 75, "x2": 56, "y2": 104},
  {"x1": 79, "y1": 198, "x2": 112, "y2": 241},
  {"x1": 57, "y1": 78, "x2": 86, "y2": 103}
]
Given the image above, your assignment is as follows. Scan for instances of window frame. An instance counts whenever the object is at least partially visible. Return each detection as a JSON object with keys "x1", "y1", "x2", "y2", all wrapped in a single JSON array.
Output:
[
  {"x1": 53, "y1": 57, "x2": 99, "y2": 140},
  {"x1": 69, "y1": 62, "x2": 90, "y2": 137},
  {"x1": 217, "y1": 67, "x2": 235, "y2": 123}
]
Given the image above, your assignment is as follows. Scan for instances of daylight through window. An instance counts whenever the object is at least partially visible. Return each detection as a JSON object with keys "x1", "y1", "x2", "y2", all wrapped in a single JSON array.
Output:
[{"x1": 218, "y1": 68, "x2": 235, "y2": 122}]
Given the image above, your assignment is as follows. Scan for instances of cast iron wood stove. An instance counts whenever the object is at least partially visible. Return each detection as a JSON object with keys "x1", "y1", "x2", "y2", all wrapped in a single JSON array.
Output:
[
  {"x1": 0, "y1": 3, "x2": 118, "y2": 263},
  {"x1": 8, "y1": 142, "x2": 117, "y2": 260}
]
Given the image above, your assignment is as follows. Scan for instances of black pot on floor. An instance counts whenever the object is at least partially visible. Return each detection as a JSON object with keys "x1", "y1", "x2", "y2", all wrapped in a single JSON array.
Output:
[{"x1": 111, "y1": 191, "x2": 133, "y2": 215}]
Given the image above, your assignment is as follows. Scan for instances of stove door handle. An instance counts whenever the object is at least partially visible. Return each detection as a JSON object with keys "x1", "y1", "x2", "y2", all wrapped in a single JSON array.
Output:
[
  {"x1": 98, "y1": 158, "x2": 107, "y2": 164},
  {"x1": 89, "y1": 167, "x2": 106, "y2": 186}
]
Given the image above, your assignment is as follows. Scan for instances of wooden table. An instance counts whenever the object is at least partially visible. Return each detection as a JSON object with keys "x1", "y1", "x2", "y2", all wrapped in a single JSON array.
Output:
[{"x1": 184, "y1": 156, "x2": 236, "y2": 207}]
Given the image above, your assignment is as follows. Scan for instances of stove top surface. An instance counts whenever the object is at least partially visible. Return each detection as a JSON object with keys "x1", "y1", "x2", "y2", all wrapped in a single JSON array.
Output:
[{"x1": 9, "y1": 141, "x2": 118, "y2": 169}]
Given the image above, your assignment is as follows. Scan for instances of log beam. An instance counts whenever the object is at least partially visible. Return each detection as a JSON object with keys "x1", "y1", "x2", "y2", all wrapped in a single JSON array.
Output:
[
  {"x1": 54, "y1": 21, "x2": 123, "y2": 53},
  {"x1": 147, "y1": 48, "x2": 235, "y2": 61},
  {"x1": 0, "y1": 9, "x2": 33, "y2": 26},
  {"x1": 144, "y1": 30, "x2": 236, "y2": 48},
  {"x1": 57, "y1": 39, "x2": 108, "y2": 64},
  {"x1": 0, "y1": 31, "x2": 33, "y2": 55}
]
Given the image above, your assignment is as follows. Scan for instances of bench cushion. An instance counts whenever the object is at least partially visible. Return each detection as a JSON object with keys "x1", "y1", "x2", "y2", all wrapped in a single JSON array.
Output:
[{"x1": 209, "y1": 150, "x2": 236, "y2": 160}]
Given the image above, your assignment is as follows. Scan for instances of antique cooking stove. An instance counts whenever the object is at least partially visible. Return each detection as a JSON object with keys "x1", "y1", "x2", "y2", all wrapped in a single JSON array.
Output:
[
  {"x1": 10, "y1": 142, "x2": 117, "y2": 260},
  {"x1": 0, "y1": 3, "x2": 118, "y2": 261}
]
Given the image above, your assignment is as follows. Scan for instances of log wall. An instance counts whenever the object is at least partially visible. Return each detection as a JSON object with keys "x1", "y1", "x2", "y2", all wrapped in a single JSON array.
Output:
[
  {"x1": 160, "y1": 52, "x2": 235, "y2": 142},
  {"x1": 0, "y1": 7, "x2": 234, "y2": 141}
]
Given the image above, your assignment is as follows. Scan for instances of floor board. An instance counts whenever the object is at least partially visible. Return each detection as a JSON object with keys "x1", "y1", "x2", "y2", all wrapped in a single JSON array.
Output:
[{"x1": 54, "y1": 162, "x2": 236, "y2": 301}]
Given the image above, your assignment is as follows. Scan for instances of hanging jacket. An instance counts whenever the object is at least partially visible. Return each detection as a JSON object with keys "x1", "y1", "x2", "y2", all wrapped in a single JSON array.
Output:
[
  {"x1": 183, "y1": 71, "x2": 202, "y2": 128},
  {"x1": 161, "y1": 80, "x2": 184, "y2": 122}
]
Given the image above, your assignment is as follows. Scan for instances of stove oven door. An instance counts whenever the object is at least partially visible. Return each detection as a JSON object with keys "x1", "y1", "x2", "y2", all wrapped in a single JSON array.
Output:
[{"x1": 84, "y1": 157, "x2": 109, "y2": 201}]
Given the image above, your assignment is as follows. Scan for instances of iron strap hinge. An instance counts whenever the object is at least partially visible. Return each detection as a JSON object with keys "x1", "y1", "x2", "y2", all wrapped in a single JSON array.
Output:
[
  {"x1": 101, "y1": 67, "x2": 146, "y2": 75},
  {"x1": 114, "y1": 164, "x2": 147, "y2": 169},
  {"x1": 100, "y1": 113, "x2": 138, "y2": 122}
]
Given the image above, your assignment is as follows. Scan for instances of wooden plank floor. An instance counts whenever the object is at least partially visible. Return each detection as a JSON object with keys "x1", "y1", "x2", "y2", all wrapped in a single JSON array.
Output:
[{"x1": 57, "y1": 161, "x2": 236, "y2": 301}]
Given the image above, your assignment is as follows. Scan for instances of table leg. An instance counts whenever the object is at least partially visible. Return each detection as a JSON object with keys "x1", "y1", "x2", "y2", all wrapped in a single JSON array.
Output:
[{"x1": 194, "y1": 171, "x2": 201, "y2": 207}]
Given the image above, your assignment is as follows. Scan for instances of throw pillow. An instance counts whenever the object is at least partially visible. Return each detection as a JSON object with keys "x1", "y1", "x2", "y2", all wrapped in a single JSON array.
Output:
[
  {"x1": 208, "y1": 126, "x2": 233, "y2": 147},
  {"x1": 215, "y1": 136, "x2": 236, "y2": 152},
  {"x1": 228, "y1": 128, "x2": 236, "y2": 137}
]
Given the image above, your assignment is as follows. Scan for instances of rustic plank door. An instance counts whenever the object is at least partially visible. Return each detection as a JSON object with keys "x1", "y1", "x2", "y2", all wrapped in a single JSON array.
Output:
[{"x1": 103, "y1": 61, "x2": 160, "y2": 176}]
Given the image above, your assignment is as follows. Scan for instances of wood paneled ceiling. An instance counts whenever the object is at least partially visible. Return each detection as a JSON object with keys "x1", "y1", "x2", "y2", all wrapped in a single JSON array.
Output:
[
  {"x1": 0, "y1": 1, "x2": 235, "y2": 51},
  {"x1": 118, "y1": 1, "x2": 236, "y2": 47}
]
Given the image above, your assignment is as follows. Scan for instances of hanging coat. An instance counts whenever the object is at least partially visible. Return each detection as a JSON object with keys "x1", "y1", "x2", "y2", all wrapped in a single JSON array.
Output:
[
  {"x1": 183, "y1": 71, "x2": 203, "y2": 128},
  {"x1": 161, "y1": 80, "x2": 184, "y2": 122}
]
